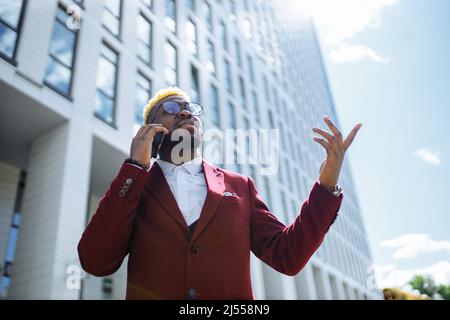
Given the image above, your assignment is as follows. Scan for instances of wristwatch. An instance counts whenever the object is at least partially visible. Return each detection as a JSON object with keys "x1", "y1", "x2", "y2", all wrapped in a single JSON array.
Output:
[
  {"x1": 330, "y1": 185, "x2": 344, "y2": 197},
  {"x1": 124, "y1": 158, "x2": 148, "y2": 170},
  {"x1": 319, "y1": 180, "x2": 343, "y2": 197}
]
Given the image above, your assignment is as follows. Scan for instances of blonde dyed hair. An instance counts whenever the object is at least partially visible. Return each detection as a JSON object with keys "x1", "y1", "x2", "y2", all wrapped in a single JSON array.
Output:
[{"x1": 142, "y1": 87, "x2": 191, "y2": 124}]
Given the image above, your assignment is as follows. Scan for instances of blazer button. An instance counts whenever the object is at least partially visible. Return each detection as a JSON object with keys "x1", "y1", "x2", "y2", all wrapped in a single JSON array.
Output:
[
  {"x1": 188, "y1": 288, "x2": 198, "y2": 299},
  {"x1": 191, "y1": 246, "x2": 199, "y2": 254},
  {"x1": 118, "y1": 190, "x2": 126, "y2": 198}
]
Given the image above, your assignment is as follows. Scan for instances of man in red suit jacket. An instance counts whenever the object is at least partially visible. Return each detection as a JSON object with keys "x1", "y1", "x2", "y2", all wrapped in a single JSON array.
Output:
[{"x1": 77, "y1": 87, "x2": 362, "y2": 300}]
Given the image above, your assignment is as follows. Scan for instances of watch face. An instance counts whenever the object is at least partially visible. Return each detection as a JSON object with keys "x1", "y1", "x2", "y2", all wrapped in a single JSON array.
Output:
[{"x1": 332, "y1": 186, "x2": 343, "y2": 196}]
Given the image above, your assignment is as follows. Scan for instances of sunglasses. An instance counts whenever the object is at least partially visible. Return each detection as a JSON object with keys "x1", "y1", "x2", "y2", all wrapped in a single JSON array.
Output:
[{"x1": 159, "y1": 101, "x2": 203, "y2": 116}]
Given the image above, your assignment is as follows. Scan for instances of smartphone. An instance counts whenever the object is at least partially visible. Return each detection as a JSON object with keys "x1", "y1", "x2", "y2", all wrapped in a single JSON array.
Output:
[{"x1": 151, "y1": 132, "x2": 166, "y2": 159}]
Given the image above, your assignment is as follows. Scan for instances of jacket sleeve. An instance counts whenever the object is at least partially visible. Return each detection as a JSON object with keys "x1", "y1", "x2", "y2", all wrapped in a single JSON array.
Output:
[
  {"x1": 249, "y1": 176, "x2": 343, "y2": 276},
  {"x1": 77, "y1": 163, "x2": 149, "y2": 277}
]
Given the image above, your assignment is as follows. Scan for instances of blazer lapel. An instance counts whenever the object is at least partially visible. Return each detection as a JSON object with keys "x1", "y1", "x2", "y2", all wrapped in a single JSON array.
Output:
[
  {"x1": 190, "y1": 160, "x2": 225, "y2": 242},
  {"x1": 145, "y1": 162, "x2": 189, "y2": 232}
]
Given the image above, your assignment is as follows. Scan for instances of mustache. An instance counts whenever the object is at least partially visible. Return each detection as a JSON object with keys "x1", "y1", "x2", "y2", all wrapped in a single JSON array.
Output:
[
  {"x1": 174, "y1": 119, "x2": 197, "y2": 129},
  {"x1": 160, "y1": 127, "x2": 201, "y2": 151}
]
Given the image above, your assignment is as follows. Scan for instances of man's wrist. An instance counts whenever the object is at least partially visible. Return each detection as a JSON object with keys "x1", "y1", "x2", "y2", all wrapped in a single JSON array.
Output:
[
  {"x1": 318, "y1": 180, "x2": 335, "y2": 192},
  {"x1": 124, "y1": 158, "x2": 149, "y2": 170},
  {"x1": 318, "y1": 180, "x2": 343, "y2": 197}
]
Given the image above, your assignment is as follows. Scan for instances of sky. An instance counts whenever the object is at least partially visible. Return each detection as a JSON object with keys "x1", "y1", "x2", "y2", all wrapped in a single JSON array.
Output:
[{"x1": 300, "y1": 0, "x2": 450, "y2": 289}]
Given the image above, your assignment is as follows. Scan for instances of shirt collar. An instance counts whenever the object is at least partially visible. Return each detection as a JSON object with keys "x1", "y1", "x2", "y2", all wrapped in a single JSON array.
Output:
[{"x1": 156, "y1": 156, "x2": 203, "y2": 176}]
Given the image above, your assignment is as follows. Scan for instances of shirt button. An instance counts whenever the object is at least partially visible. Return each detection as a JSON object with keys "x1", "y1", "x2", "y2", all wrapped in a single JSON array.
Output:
[
  {"x1": 188, "y1": 288, "x2": 198, "y2": 299},
  {"x1": 191, "y1": 246, "x2": 199, "y2": 254}
]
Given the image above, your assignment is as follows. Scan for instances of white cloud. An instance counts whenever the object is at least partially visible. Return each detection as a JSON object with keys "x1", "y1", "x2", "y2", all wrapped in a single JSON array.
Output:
[
  {"x1": 294, "y1": 0, "x2": 398, "y2": 63},
  {"x1": 414, "y1": 148, "x2": 442, "y2": 166},
  {"x1": 330, "y1": 44, "x2": 390, "y2": 63},
  {"x1": 381, "y1": 234, "x2": 450, "y2": 259},
  {"x1": 374, "y1": 261, "x2": 450, "y2": 289}
]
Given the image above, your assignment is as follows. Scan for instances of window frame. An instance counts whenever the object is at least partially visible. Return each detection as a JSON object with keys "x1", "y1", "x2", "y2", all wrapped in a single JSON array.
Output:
[
  {"x1": 165, "y1": 0, "x2": 177, "y2": 34},
  {"x1": 94, "y1": 41, "x2": 120, "y2": 128},
  {"x1": 164, "y1": 40, "x2": 178, "y2": 86},
  {"x1": 136, "y1": 12, "x2": 153, "y2": 67},
  {"x1": 102, "y1": 0, "x2": 123, "y2": 39},
  {"x1": 0, "y1": 0, "x2": 28, "y2": 65},
  {"x1": 43, "y1": 3, "x2": 80, "y2": 100},
  {"x1": 185, "y1": 17, "x2": 198, "y2": 57}
]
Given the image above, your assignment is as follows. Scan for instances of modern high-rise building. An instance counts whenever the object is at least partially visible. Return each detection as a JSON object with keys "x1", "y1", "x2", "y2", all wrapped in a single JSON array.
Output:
[{"x1": 0, "y1": 0, "x2": 381, "y2": 299}]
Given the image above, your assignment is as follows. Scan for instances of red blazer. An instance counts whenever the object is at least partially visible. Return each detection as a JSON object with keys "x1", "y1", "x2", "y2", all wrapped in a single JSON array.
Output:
[{"x1": 77, "y1": 160, "x2": 343, "y2": 300}]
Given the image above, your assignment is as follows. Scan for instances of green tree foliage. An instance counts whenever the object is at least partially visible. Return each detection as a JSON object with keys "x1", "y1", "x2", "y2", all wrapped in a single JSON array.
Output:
[
  {"x1": 437, "y1": 284, "x2": 450, "y2": 300},
  {"x1": 409, "y1": 275, "x2": 450, "y2": 300}
]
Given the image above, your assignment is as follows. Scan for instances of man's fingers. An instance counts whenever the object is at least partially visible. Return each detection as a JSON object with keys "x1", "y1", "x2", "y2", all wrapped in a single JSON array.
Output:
[
  {"x1": 312, "y1": 127, "x2": 334, "y2": 143},
  {"x1": 137, "y1": 124, "x2": 158, "y2": 136},
  {"x1": 142, "y1": 124, "x2": 169, "y2": 136},
  {"x1": 147, "y1": 126, "x2": 169, "y2": 137},
  {"x1": 324, "y1": 116, "x2": 343, "y2": 143},
  {"x1": 313, "y1": 137, "x2": 330, "y2": 152},
  {"x1": 343, "y1": 123, "x2": 363, "y2": 151}
]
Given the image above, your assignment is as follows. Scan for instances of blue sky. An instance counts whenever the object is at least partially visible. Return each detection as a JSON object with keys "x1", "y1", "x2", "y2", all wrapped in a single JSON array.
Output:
[{"x1": 308, "y1": 0, "x2": 450, "y2": 288}]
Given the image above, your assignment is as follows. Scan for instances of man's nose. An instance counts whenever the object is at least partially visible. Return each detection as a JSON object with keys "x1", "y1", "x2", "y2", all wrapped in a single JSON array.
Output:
[{"x1": 178, "y1": 108, "x2": 193, "y2": 118}]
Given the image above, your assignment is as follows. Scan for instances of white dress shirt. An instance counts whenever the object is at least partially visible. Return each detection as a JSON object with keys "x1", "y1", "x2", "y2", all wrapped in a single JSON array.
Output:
[{"x1": 148, "y1": 156, "x2": 207, "y2": 226}]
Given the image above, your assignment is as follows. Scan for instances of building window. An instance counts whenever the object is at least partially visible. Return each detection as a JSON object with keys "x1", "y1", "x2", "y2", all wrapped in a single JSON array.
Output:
[
  {"x1": 243, "y1": 16, "x2": 252, "y2": 40},
  {"x1": 225, "y1": 101, "x2": 236, "y2": 130},
  {"x1": 224, "y1": 59, "x2": 232, "y2": 94},
  {"x1": 165, "y1": 0, "x2": 176, "y2": 34},
  {"x1": 252, "y1": 90, "x2": 260, "y2": 123},
  {"x1": 206, "y1": 39, "x2": 215, "y2": 75},
  {"x1": 102, "y1": 0, "x2": 121, "y2": 38},
  {"x1": 234, "y1": 37, "x2": 241, "y2": 68},
  {"x1": 136, "y1": 14, "x2": 152, "y2": 66},
  {"x1": 263, "y1": 73, "x2": 270, "y2": 101},
  {"x1": 268, "y1": 110, "x2": 275, "y2": 128},
  {"x1": 186, "y1": 0, "x2": 195, "y2": 12},
  {"x1": 185, "y1": 18, "x2": 197, "y2": 57},
  {"x1": 164, "y1": 41, "x2": 177, "y2": 85},
  {"x1": 94, "y1": 43, "x2": 119, "y2": 126},
  {"x1": 189, "y1": 64, "x2": 200, "y2": 102},
  {"x1": 219, "y1": 21, "x2": 227, "y2": 51},
  {"x1": 243, "y1": 117, "x2": 251, "y2": 156},
  {"x1": 44, "y1": 5, "x2": 79, "y2": 98},
  {"x1": 135, "y1": 72, "x2": 152, "y2": 125},
  {"x1": 247, "y1": 54, "x2": 254, "y2": 83},
  {"x1": 239, "y1": 76, "x2": 246, "y2": 109},
  {"x1": 0, "y1": 0, "x2": 26, "y2": 62},
  {"x1": 141, "y1": 0, "x2": 152, "y2": 10},
  {"x1": 203, "y1": 1, "x2": 212, "y2": 32},
  {"x1": 102, "y1": 278, "x2": 113, "y2": 299},
  {"x1": 0, "y1": 210, "x2": 21, "y2": 297},
  {"x1": 229, "y1": 0, "x2": 236, "y2": 21},
  {"x1": 263, "y1": 177, "x2": 272, "y2": 208},
  {"x1": 210, "y1": 84, "x2": 219, "y2": 126}
]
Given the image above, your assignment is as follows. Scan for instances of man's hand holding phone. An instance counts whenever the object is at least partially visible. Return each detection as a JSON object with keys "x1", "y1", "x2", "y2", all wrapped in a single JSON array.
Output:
[{"x1": 130, "y1": 124, "x2": 169, "y2": 167}]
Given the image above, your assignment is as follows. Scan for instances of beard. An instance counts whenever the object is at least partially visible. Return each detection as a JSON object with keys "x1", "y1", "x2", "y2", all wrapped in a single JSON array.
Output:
[{"x1": 159, "y1": 128, "x2": 202, "y2": 155}]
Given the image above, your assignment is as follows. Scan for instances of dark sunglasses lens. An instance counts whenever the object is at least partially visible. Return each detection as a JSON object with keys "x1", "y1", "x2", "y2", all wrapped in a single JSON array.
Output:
[
  {"x1": 163, "y1": 101, "x2": 181, "y2": 114},
  {"x1": 187, "y1": 103, "x2": 203, "y2": 115}
]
